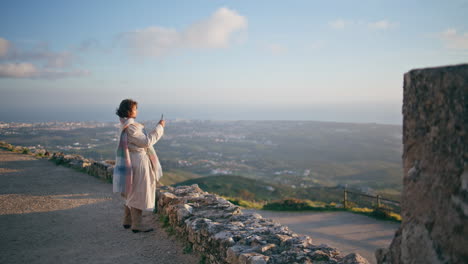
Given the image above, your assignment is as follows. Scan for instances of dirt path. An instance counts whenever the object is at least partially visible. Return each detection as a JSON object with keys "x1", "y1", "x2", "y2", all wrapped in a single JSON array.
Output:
[
  {"x1": 244, "y1": 209, "x2": 400, "y2": 264},
  {"x1": 0, "y1": 150, "x2": 199, "y2": 264}
]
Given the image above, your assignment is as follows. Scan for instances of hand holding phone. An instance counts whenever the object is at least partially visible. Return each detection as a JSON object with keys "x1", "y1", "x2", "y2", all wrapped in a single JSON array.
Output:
[{"x1": 159, "y1": 113, "x2": 165, "y2": 127}]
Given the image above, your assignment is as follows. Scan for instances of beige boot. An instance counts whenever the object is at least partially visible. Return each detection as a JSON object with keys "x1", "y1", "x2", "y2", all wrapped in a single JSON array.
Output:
[
  {"x1": 130, "y1": 207, "x2": 154, "y2": 233},
  {"x1": 123, "y1": 205, "x2": 132, "y2": 229}
]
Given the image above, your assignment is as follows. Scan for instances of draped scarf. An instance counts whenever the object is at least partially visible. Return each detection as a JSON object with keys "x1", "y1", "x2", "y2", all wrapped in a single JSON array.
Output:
[
  {"x1": 147, "y1": 138, "x2": 163, "y2": 182},
  {"x1": 112, "y1": 118, "x2": 134, "y2": 194},
  {"x1": 113, "y1": 118, "x2": 163, "y2": 195}
]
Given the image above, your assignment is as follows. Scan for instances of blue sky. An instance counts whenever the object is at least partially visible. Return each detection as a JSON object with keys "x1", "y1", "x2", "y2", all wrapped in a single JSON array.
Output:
[{"x1": 0, "y1": 0, "x2": 467, "y2": 123}]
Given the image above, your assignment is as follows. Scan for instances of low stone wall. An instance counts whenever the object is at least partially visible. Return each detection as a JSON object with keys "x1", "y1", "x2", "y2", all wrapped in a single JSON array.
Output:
[
  {"x1": 0, "y1": 142, "x2": 48, "y2": 156},
  {"x1": 0, "y1": 143, "x2": 115, "y2": 183},
  {"x1": 0, "y1": 142, "x2": 116, "y2": 182},
  {"x1": 0, "y1": 141, "x2": 115, "y2": 182},
  {"x1": 50, "y1": 152, "x2": 115, "y2": 182},
  {"x1": 157, "y1": 184, "x2": 369, "y2": 264}
]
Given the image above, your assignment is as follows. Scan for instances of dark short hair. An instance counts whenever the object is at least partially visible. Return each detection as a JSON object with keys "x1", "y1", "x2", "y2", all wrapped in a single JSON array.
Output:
[{"x1": 116, "y1": 99, "x2": 138, "y2": 118}]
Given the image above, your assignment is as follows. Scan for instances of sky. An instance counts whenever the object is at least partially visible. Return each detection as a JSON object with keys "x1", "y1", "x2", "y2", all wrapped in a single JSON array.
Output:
[{"x1": 0, "y1": 0, "x2": 467, "y2": 124}]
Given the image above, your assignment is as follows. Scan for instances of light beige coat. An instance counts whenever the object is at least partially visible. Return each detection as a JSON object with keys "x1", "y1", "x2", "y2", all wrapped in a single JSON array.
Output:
[{"x1": 125, "y1": 121, "x2": 164, "y2": 211}]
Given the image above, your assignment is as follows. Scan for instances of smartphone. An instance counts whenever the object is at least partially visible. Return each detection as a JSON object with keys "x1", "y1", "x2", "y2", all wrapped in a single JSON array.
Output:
[{"x1": 161, "y1": 114, "x2": 164, "y2": 120}]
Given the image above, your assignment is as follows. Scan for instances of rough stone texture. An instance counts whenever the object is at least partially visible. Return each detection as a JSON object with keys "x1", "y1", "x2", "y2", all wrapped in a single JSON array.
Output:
[
  {"x1": 0, "y1": 144, "x2": 115, "y2": 183},
  {"x1": 376, "y1": 64, "x2": 468, "y2": 264},
  {"x1": 50, "y1": 152, "x2": 114, "y2": 182},
  {"x1": 157, "y1": 185, "x2": 369, "y2": 264}
]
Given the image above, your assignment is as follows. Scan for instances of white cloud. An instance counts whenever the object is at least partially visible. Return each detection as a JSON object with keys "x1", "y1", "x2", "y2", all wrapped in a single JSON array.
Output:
[
  {"x1": 0, "y1": 37, "x2": 90, "y2": 79},
  {"x1": 121, "y1": 7, "x2": 248, "y2": 58},
  {"x1": 0, "y1": 41, "x2": 74, "y2": 68},
  {"x1": 439, "y1": 28, "x2": 468, "y2": 50},
  {"x1": 0, "y1": 63, "x2": 37, "y2": 78},
  {"x1": 266, "y1": 43, "x2": 287, "y2": 55},
  {"x1": 184, "y1": 7, "x2": 247, "y2": 49},
  {"x1": 442, "y1": 28, "x2": 457, "y2": 36},
  {"x1": 329, "y1": 19, "x2": 398, "y2": 31},
  {"x1": 0, "y1": 38, "x2": 11, "y2": 57},
  {"x1": 76, "y1": 38, "x2": 100, "y2": 52},
  {"x1": 329, "y1": 19, "x2": 348, "y2": 29},
  {"x1": 123, "y1": 26, "x2": 180, "y2": 57},
  {"x1": 39, "y1": 69, "x2": 90, "y2": 79},
  {"x1": 309, "y1": 40, "x2": 326, "y2": 50},
  {"x1": 368, "y1": 20, "x2": 398, "y2": 30},
  {"x1": 43, "y1": 51, "x2": 74, "y2": 68},
  {"x1": 0, "y1": 62, "x2": 89, "y2": 79}
]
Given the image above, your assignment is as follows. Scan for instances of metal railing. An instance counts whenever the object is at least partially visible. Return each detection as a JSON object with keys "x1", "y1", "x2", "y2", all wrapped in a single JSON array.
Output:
[{"x1": 343, "y1": 188, "x2": 401, "y2": 213}]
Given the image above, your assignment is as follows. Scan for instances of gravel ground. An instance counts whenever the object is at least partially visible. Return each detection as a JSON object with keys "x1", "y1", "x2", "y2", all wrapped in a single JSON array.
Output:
[{"x1": 0, "y1": 149, "x2": 199, "y2": 264}]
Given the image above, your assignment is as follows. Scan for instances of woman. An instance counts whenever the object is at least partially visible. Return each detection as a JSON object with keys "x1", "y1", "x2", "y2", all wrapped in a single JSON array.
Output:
[{"x1": 113, "y1": 99, "x2": 165, "y2": 233}]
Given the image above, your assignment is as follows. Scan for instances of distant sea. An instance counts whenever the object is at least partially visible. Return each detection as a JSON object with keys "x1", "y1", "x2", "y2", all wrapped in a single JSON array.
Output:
[{"x1": 0, "y1": 103, "x2": 402, "y2": 125}]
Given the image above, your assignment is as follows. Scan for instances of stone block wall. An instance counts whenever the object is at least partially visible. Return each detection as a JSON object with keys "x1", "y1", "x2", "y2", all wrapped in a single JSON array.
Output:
[
  {"x1": 0, "y1": 142, "x2": 115, "y2": 183},
  {"x1": 157, "y1": 184, "x2": 369, "y2": 264},
  {"x1": 376, "y1": 64, "x2": 468, "y2": 263},
  {"x1": 50, "y1": 152, "x2": 114, "y2": 182}
]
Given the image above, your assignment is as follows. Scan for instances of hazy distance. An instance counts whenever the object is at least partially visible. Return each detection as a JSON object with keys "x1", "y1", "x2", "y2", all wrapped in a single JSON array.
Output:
[{"x1": 0, "y1": 102, "x2": 401, "y2": 125}]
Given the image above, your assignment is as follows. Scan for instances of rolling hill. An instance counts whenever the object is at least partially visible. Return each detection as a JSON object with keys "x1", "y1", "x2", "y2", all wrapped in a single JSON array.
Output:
[{"x1": 175, "y1": 175, "x2": 346, "y2": 203}]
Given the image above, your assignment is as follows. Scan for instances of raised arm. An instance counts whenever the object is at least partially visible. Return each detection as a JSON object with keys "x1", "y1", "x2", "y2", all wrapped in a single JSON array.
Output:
[{"x1": 127, "y1": 124, "x2": 164, "y2": 148}]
